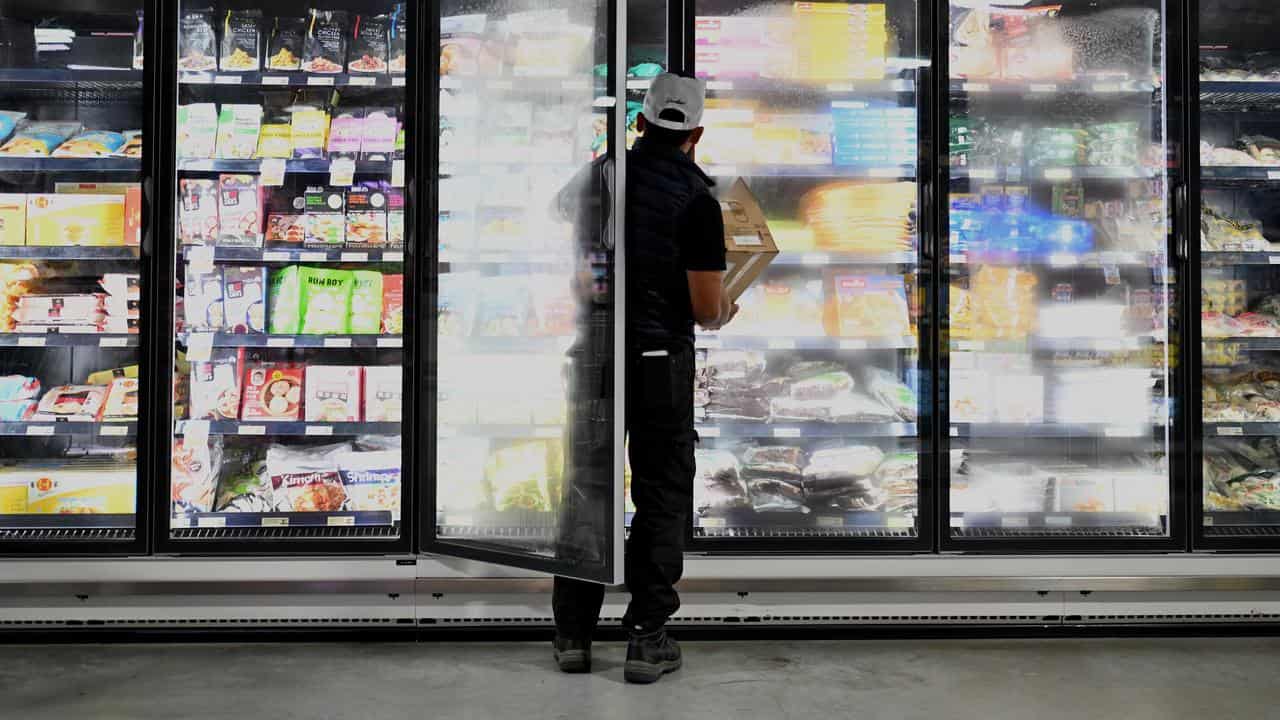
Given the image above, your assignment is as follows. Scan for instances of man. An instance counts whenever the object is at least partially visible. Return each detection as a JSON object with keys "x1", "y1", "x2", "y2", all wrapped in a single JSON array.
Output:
[{"x1": 552, "y1": 73, "x2": 736, "y2": 684}]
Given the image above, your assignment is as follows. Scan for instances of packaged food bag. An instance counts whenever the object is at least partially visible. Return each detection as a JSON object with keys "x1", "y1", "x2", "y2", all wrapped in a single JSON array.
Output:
[
  {"x1": 381, "y1": 274, "x2": 403, "y2": 334},
  {"x1": 349, "y1": 270, "x2": 383, "y2": 334},
  {"x1": 389, "y1": 4, "x2": 407, "y2": 74},
  {"x1": 336, "y1": 449, "x2": 400, "y2": 512},
  {"x1": 220, "y1": 9, "x2": 262, "y2": 71},
  {"x1": 179, "y1": 178, "x2": 219, "y2": 245},
  {"x1": 51, "y1": 131, "x2": 127, "y2": 158},
  {"x1": 177, "y1": 104, "x2": 217, "y2": 158},
  {"x1": 266, "y1": 16, "x2": 307, "y2": 71},
  {"x1": 267, "y1": 442, "x2": 349, "y2": 511},
  {"x1": 299, "y1": 266, "x2": 353, "y2": 334},
  {"x1": 216, "y1": 174, "x2": 262, "y2": 247},
  {"x1": 178, "y1": 8, "x2": 217, "y2": 71},
  {"x1": 190, "y1": 348, "x2": 243, "y2": 420},
  {"x1": 267, "y1": 265, "x2": 303, "y2": 334},
  {"x1": 214, "y1": 105, "x2": 262, "y2": 160},
  {"x1": 172, "y1": 435, "x2": 221, "y2": 513},
  {"x1": 222, "y1": 266, "x2": 266, "y2": 333},
  {"x1": 349, "y1": 13, "x2": 390, "y2": 73},
  {"x1": 0, "y1": 122, "x2": 82, "y2": 157},
  {"x1": 303, "y1": 9, "x2": 349, "y2": 74},
  {"x1": 363, "y1": 365, "x2": 402, "y2": 422},
  {"x1": 214, "y1": 445, "x2": 272, "y2": 512}
]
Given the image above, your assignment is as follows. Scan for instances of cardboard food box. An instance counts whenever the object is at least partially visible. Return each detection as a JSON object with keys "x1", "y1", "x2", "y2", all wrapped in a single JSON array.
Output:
[
  {"x1": 363, "y1": 365, "x2": 402, "y2": 422},
  {"x1": 0, "y1": 193, "x2": 26, "y2": 245},
  {"x1": 304, "y1": 365, "x2": 362, "y2": 422},
  {"x1": 718, "y1": 178, "x2": 778, "y2": 302},
  {"x1": 240, "y1": 362, "x2": 304, "y2": 421},
  {"x1": 54, "y1": 183, "x2": 142, "y2": 246},
  {"x1": 26, "y1": 194, "x2": 125, "y2": 246}
]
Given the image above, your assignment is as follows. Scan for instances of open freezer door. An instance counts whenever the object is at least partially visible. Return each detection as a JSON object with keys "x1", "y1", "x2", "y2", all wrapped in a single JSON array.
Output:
[{"x1": 423, "y1": 0, "x2": 626, "y2": 583}]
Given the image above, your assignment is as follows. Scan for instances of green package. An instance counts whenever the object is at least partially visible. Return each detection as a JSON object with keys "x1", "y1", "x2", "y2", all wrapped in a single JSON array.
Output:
[
  {"x1": 349, "y1": 270, "x2": 384, "y2": 334},
  {"x1": 267, "y1": 265, "x2": 302, "y2": 334},
  {"x1": 299, "y1": 266, "x2": 353, "y2": 335}
]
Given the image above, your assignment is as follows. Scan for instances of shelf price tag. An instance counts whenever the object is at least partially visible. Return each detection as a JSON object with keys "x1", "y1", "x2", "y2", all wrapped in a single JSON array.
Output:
[
  {"x1": 262, "y1": 75, "x2": 290, "y2": 86},
  {"x1": 1001, "y1": 515, "x2": 1030, "y2": 528},
  {"x1": 237, "y1": 425, "x2": 266, "y2": 436},
  {"x1": 99, "y1": 337, "x2": 128, "y2": 348},
  {"x1": 1268, "y1": 171, "x2": 1280, "y2": 181},
  {"x1": 299, "y1": 252, "x2": 327, "y2": 262},
  {"x1": 391, "y1": 159, "x2": 405, "y2": 187},
  {"x1": 392, "y1": 76, "x2": 405, "y2": 87},
  {"x1": 214, "y1": 75, "x2": 242, "y2": 85},
  {"x1": 186, "y1": 332, "x2": 213, "y2": 361},
  {"x1": 377, "y1": 337, "x2": 403, "y2": 348},
  {"x1": 772, "y1": 427, "x2": 801, "y2": 438},
  {"x1": 263, "y1": 250, "x2": 291, "y2": 262},
  {"x1": 1029, "y1": 83, "x2": 1057, "y2": 93},
  {"x1": 187, "y1": 244, "x2": 215, "y2": 272},
  {"x1": 305, "y1": 425, "x2": 334, "y2": 436},
  {"x1": 348, "y1": 76, "x2": 375, "y2": 86},
  {"x1": 706, "y1": 80, "x2": 733, "y2": 90},
  {"x1": 1045, "y1": 515, "x2": 1073, "y2": 527},
  {"x1": 327, "y1": 515, "x2": 356, "y2": 526},
  {"x1": 199, "y1": 516, "x2": 228, "y2": 528},
  {"x1": 182, "y1": 420, "x2": 210, "y2": 446},
  {"x1": 307, "y1": 76, "x2": 335, "y2": 86},
  {"x1": 329, "y1": 158, "x2": 356, "y2": 187},
  {"x1": 839, "y1": 339, "x2": 868, "y2": 350},
  {"x1": 18, "y1": 336, "x2": 46, "y2": 347},
  {"x1": 259, "y1": 158, "x2": 287, "y2": 187},
  {"x1": 26, "y1": 425, "x2": 55, "y2": 436},
  {"x1": 816, "y1": 516, "x2": 844, "y2": 527},
  {"x1": 323, "y1": 337, "x2": 352, "y2": 348},
  {"x1": 1043, "y1": 168, "x2": 1073, "y2": 181},
  {"x1": 384, "y1": 251, "x2": 404, "y2": 263},
  {"x1": 267, "y1": 337, "x2": 295, "y2": 348},
  {"x1": 101, "y1": 425, "x2": 128, "y2": 437},
  {"x1": 887, "y1": 515, "x2": 915, "y2": 529},
  {"x1": 767, "y1": 339, "x2": 796, "y2": 350},
  {"x1": 1217, "y1": 426, "x2": 1244, "y2": 436},
  {"x1": 340, "y1": 252, "x2": 368, "y2": 262},
  {"x1": 261, "y1": 517, "x2": 289, "y2": 527},
  {"x1": 962, "y1": 82, "x2": 990, "y2": 92}
]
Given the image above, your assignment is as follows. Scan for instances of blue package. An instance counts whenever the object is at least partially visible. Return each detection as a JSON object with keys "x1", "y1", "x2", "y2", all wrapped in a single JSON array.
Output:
[{"x1": 0, "y1": 399, "x2": 36, "y2": 421}]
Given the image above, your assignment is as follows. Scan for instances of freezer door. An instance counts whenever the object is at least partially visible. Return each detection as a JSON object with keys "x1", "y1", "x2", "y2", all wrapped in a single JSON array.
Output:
[
  {"x1": 0, "y1": 0, "x2": 153, "y2": 553},
  {"x1": 425, "y1": 0, "x2": 626, "y2": 583}
]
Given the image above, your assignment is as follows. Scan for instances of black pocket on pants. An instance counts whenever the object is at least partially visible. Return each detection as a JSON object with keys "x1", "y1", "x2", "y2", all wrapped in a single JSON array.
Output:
[{"x1": 638, "y1": 353, "x2": 675, "y2": 414}]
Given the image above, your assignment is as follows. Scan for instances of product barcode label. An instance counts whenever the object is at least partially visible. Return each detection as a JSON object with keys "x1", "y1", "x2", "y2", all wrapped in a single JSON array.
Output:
[
  {"x1": 1217, "y1": 426, "x2": 1244, "y2": 436},
  {"x1": 262, "y1": 251, "x2": 290, "y2": 262},
  {"x1": 307, "y1": 76, "x2": 335, "y2": 86},
  {"x1": 18, "y1": 336, "x2": 45, "y2": 347},
  {"x1": 267, "y1": 337, "x2": 295, "y2": 347},
  {"x1": 26, "y1": 425, "x2": 54, "y2": 436},
  {"x1": 340, "y1": 252, "x2": 368, "y2": 262},
  {"x1": 392, "y1": 76, "x2": 405, "y2": 87},
  {"x1": 99, "y1": 337, "x2": 127, "y2": 348},
  {"x1": 237, "y1": 425, "x2": 266, "y2": 436},
  {"x1": 305, "y1": 425, "x2": 334, "y2": 436},
  {"x1": 1045, "y1": 515, "x2": 1073, "y2": 527},
  {"x1": 214, "y1": 75, "x2": 241, "y2": 85},
  {"x1": 101, "y1": 425, "x2": 128, "y2": 437},
  {"x1": 1269, "y1": 171, "x2": 1280, "y2": 181},
  {"x1": 299, "y1": 252, "x2": 327, "y2": 262},
  {"x1": 261, "y1": 517, "x2": 289, "y2": 527},
  {"x1": 377, "y1": 337, "x2": 403, "y2": 348},
  {"x1": 348, "y1": 76, "x2": 375, "y2": 86},
  {"x1": 262, "y1": 75, "x2": 289, "y2": 85},
  {"x1": 1001, "y1": 516, "x2": 1030, "y2": 528},
  {"x1": 327, "y1": 515, "x2": 356, "y2": 526},
  {"x1": 199, "y1": 516, "x2": 227, "y2": 528},
  {"x1": 772, "y1": 427, "x2": 802, "y2": 438},
  {"x1": 384, "y1": 252, "x2": 404, "y2": 263},
  {"x1": 323, "y1": 337, "x2": 353, "y2": 348}
]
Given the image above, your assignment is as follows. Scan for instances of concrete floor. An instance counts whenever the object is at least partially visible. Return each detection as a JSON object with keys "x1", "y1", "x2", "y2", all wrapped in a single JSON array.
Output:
[{"x1": 3, "y1": 637, "x2": 1280, "y2": 720}]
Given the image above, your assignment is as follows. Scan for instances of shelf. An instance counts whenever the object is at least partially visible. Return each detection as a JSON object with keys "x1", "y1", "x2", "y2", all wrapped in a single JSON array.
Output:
[
  {"x1": 950, "y1": 423, "x2": 1161, "y2": 439},
  {"x1": 0, "y1": 68, "x2": 142, "y2": 87},
  {"x1": 178, "y1": 158, "x2": 395, "y2": 174},
  {"x1": 439, "y1": 251, "x2": 564, "y2": 268},
  {"x1": 0, "y1": 246, "x2": 139, "y2": 261},
  {"x1": 438, "y1": 160, "x2": 581, "y2": 176},
  {"x1": 695, "y1": 509, "x2": 917, "y2": 539},
  {"x1": 952, "y1": 335, "x2": 1163, "y2": 352},
  {"x1": 437, "y1": 336, "x2": 575, "y2": 354},
  {"x1": 1200, "y1": 250, "x2": 1280, "y2": 266},
  {"x1": 182, "y1": 246, "x2": 405, "y2": 264},
  {"x1": 181, "y1": 71, "x2": 407, "y2": 89},
  {"x1": 703, "y1": 77, "x2": 914, "y2": 96},
  {"x1": 950, "y1": 511, "x2": 1166, "y2": 537},
  {"x1": 1206, "y1": 422, "x2": 1280, "y2": 437},
  {"x1": 952, "y1": 250, "x2": 1163, "y2": 268},
  {"x1": 1200, "y1": 81, "x2": 1280, "y2": 107},
  {"x1": 703, "y1": 164, "x2": 915, "y2": 180},
  {"x1": 440, "y1": 75, "x2": 600, "y2": 93},
  {"x1": 697, "y1": 422, "x2": 917, "y2": 438},
  {"x1": 0, "y1": 157, "x2": 139, "y2": 173},
  {"x1": 173, "y1": 510, "x2": 397, "y2": 530},
  {"x1": 952, "y1": 166, "x2": 1158, "y2": 182},
  {"x1": 180, "y1": 332, "x2": 403, "y2": 350},
  {"x1": 1201, "y1": 337, "x2": 1280, "y2": 350},
  {"x1": 697, "y1": 335, "x2": 917, "y2": 351},
  {"x1": 950, "y1": 78, "x2": 1156, "y2": 95},
  {"x1": 437, "y1": 424, "x2": 564, "y2": 439},
  {"x1": 174, "y1": 420, "x2": 400, "y2": 437},
  {"x1": 770, "y1": 251, "x2": 916, "y2": 266},
  {"x1": 0, "y1": 421, "x2": 135, "y2": 437},
  {"x1": 0, "y1": 333, "x2": 138, "y2": 348},
  {"x1": 1201, "y1": 166, "x2": 1280, "y2": 183},
  {"x1": 0, "y1": 513, "x2": 135, "y2": 529}
]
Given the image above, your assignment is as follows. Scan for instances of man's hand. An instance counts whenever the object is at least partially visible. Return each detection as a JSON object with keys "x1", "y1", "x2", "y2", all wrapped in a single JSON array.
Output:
[{"x1": 698, "y1": 295, "x2": 738, "y2": 331}]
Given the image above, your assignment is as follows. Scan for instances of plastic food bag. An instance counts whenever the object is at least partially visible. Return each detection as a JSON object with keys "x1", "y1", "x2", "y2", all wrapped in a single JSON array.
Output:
[
  {"x1": 741, "y1": 445, "x2": 806, "y2": 478},
  {"x1": 220, "y1": 9, "x2": 262, "y2": 72},
  {"x1": 0, "y1": 111, "x2": 26, "y2": 145},
  {"x1": 171, "y1": 435, "x2": 222, "y2": 513},
  {"x1": 349, "y1": 14, "x2": 390, "y2": 73},
  {"x1": 336, "y1": 449, "x2": 401, "y2": 512},
  {"x1": 299, "y1": 267, "x2": 353, "y2": 334},
  {"x1": 265, "y1": 17, "x2": 307, "y2": 71},
  {"x1": 178, "y1": 8, "x2": 217, "y2": 71},
  {"x1": 862, "y1": 367, "x2": 917, "y2": 422},
  {"x1": 0, "y1": 122, "x2": 82, "y2": 157},
  {"x1": 267, "y1": 265, "x2": 302, "y2": 334},
  {"x1": 267, "y1": 442, "x2": 350, "y2": 512},
  {"x1": 214, "y1": 445, "x2": 271, "y2": 512},
  {"x1": 745, "y1": 476, "x2": 805, "y2": 512},
  {"x1": 303, "y1": 9, "x2": 349, "y2": 74},
  {"x1": 694, "y1": 449, "x2": 750, "y2": 516},
  {"x1": 51, "y1": 131, "x2": 126, "y2": 158},
  {"x1": 804, "y1": 445, "x2": 885, "y2": 481}
]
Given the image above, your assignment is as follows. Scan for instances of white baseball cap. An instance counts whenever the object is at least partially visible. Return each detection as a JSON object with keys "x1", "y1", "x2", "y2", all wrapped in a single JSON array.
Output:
[{"x1": 642, "y1": 73, "x2": 706, "y2": 131}]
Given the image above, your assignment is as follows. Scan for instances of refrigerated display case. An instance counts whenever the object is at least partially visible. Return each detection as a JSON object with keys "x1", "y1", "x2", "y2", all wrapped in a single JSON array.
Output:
[
  {"x1": 1194, "y1": 0, "x2": 1280, "y2": 549},
  {"x1": 686, "y1": 0, "x2": 932, "y2": 550},
  {"x1": 943, "y1": 0, "x2": 1180, "y2": 549},
  {"x1": 424, "y1": 0, "x2": 626, "y2": 582},
  {"x1": 157, "y1": 0, "x2": 415, "y2": 551},
  {"x1": 0, "y1": 0, "x2": 152, "y2": 551}
]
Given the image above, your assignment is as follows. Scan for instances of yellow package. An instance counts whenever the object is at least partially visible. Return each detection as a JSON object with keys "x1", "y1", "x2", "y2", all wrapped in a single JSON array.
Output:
[
  {"x1": 0, "y1": 473, "x2": 26, "y2": 513},
  {"x1": 26, "y1": 465, "x2": 135, "y2": 514},
  {"x1": 971, "y1": 266, "x2": 1038, "y2": 339},
  {"x1": 26, "y1": 194, "x2": 124, "y2": 246},
  {"x1": 86, "y1": 364, "x2": 140, "y2": 386},
  {"x1": 793, "y1": 2, "x2": 887, "y2": 80},
  {"x1": 0, "y1": 194, "x2": 25, "y2": 245}
]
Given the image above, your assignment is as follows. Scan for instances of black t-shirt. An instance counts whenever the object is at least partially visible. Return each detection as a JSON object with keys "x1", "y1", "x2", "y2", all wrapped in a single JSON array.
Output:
[{"x1": 680, "y1": 192, "x2": 728, "y2": 273}]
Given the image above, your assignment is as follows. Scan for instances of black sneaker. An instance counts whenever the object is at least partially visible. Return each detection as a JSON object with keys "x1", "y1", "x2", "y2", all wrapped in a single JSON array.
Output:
[
  {"x1": 624, "y1": 628, "x2": 682, "y2": 684},
  {"x1": 553, "y1": 635, "x2": 592, "y2": 673}
]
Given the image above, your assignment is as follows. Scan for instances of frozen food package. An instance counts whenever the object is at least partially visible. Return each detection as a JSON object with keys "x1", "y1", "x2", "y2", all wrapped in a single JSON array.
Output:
[
  {"x1": 0, "y1": 375, "x2": 39, "y2": 401},
  {"x1": 178, "y1": 7, "x2": 217, "y2": 71},
  {"x1": 265, "y1": 187, "x2": 306, "y2": 244},
  {"x1": 190, "y1": 348, "x2": 244, "y2": 421},
  {"x1": 177, "y1": 104, "x2": 218, "y2": 159},
  {"x1": 267, "y1": 265, "x2": 302, "y2": 334},
  {"x1": 724, "y1": 276, "x2": 824, "y2": 338},
  {"x1": 348, "y1": 270, "x2": 383, "y2": 334},
  {"x1": 862, "y1": 367, "x2": 917, "y2": 422},
  {"x1": 336, "y1": 449, "x2": 400, "y2": 511},
  {"x1": 303, "y1": 9, "x2": 349, "y2": 74},
  {"x1": 214, "y1": 105, "x2": 263, "y2": 160},
  {"x1": 217, "y1": 174, "x2": 262, "y2": 247},
  {"x1": 304, "y1": 186, "x2": 344, "y2": 247},
  {"x1": 0, "y1": 399, "x2": 35, "y2": 421},
  {"x1": 33, "y1": 385, "x2": 106, "y2": 422},
  {"x1": 101, "y1": 377, "x2": 139, "y2": 420},
  {"x1": 804, "y1": 445, "x2": 885, "y2": 482},
  {"x1": 360, "y1": 108, "x2": 398, "y2": 162},
  {"x1": 172, "y1": 435, "x2": 221, "y2": 512},
  {"x1": 290, "y1": 105, "x2": 330, "y2": 160},
  {"x1": 507, "y1": 12, "x2": 591, "y2": 77},
  {"x1": 213, "y1": 445, "x2": 272, "y2": 512},
  {"x1": 184, "y1": 266, "x2": 224, "y2": 331},
  {"x1": 266, "y1": 16, "x2": 307, "y2": 71},
  {"x1": 701, "y1": 349, "x2": 767, "y2": 389},
  {"x1": 327, "y1": 108, "x2": 364, "y2": 159},
  {"x1": 345, "y1": 182, "x2": 388, "y2": 248},
  {"x1": 436, "y1": 437, "x2": 490, "y2": 511},
  {"x1": 255, "y1": 108, "x2": 293, "y2": 159},
  {"x1": 484, "y1": 440, "x2": 558, "y2": 512},
  {"x1": 790, "y1": 372, "x2": 854, "y2": 401},
  {"x1": 0, "y1": 122, "x2": 81, "y2": 157},
  {"x1": 527, "y1": 274, "x2": 575, "y2": 337},
  {"x1": 874, "y1": 452, "x2": 918, "y2": 507},
  {"x1": 349, "y1": 14, "x2": 390, "y2": 73},
  {"x1": 745, "y1": 476, "x2": 805, "y2": 512},
  {"x1": 0, "y1": 194, "x2": 25, "y2": 246},
  {"x1": 381, "y1": 273, "x2": 404, "y2": 335},
  {"x1": 220, "y1": 9, "x2": 262, "y2": 71},
  {"x1": 741, "y1": 445, "x2": 807, "y2": 479},
  {"x1": 0, "y1": 110, "x2": 25, "y2": 145},
  {"x1": 474, "y1": 277, "x2": 531, "y2": 336},
  {"x1": 827, "y1": 273, "x2": 911, "y2": 338},
  {"x1": 363, "y1": 365, "x2": 402, "y2": 422},
  {"x1": 437, "y1": 272, "x2": 475, "y2": 338},
  {"x1": 51, "y1": 131, "x2": 126, "y2": 158},
  {"x1": 23, "y1": 462, "x2": 135, "y2": 514},
  {"x1": 439, "y1": 14, "x2": 486, "y2": 76},
  {"x1": 694, "y1": 449, "x2": 750, "y2": 516},
  {"x1": 770, "y1": 392, "x2": 897, "y2": 423},
  {"x1": 240, "y1": 363, "x2": 304, "y2": 421},
  {"x1": 299, "y1": 266, "x2": 353, "y2": 334},
  {"x1": 389, "y1": 4, "x2": 407, "y2": 74},
  {"x1": 222, "y1": 266, "x2": 266, "y2": 333},
  {"x1": 267, "y1": 442, "x2": 349, "y2": 511},
  {"x1": 304, "y1": 365, "x2": 362, "y2": 422},
  {"x1": 116, "y1": 130, "x2": 143, "y2": 159},
  {"x1": 25, "y1": 194, "x2": 124, "y2": 247}
]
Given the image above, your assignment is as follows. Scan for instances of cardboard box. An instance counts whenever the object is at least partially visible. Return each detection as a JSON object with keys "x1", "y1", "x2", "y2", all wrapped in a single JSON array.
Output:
[
  {"x1": 304, "y1": 365, "x2": 362, "y2": 422},
  {"x1": 26, "y1": 194, "x2": 125, "y2": 246},
  {"x1": 217, "y1": 174, "x2": 263, "y2": 247},
  {"x1": 54, "y1": 183, "x2": 142, "y2": 246},
  {"x1": 363, "y1": 365, "x2": 402, "y2": 422},
  {"x1": 240, "y1": 362, "x2": 303, "y2": 421},
  {"x1": 718, "y1": 178, "x2": 778, "y2": 302},
  {"x1": 178, "y1": 179, "x2": 219, "y2": 246},
  {"x1": 0, "y1": 193, "x2": 25, "y2": 245}
]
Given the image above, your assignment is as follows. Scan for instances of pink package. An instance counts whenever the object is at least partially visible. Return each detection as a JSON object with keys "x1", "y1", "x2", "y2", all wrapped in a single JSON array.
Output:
[
  {"x1": 179, "y1": 179, "x2": 219, "y2": 245},
  {"x1": 327, "y1": 109, "x2": 365, "y2": 159},
  {"x1": 217, "y1": 174, "x2": 262, "y2": 247}
]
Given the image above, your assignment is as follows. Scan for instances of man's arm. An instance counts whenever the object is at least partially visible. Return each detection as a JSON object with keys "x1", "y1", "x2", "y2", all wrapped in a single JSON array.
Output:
[{"x1": 681, "y1": 193, "x2": 737, "y2": 330}]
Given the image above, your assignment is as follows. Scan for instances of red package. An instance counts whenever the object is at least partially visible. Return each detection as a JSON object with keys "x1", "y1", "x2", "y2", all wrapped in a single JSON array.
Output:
[
  {"x1": 240, "y1": 362, "x2": 304, "y2": 421},
  {"x1": 381, "y1": 273, "x2": 403, "y2": 335}
]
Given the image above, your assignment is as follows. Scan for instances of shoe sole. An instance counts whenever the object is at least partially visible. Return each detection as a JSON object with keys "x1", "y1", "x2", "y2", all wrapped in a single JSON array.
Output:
[
  {"x1": 624, "y1": 657, "x2": 682, "y2": 684},
  {"x1": 555, "y1": 649, "x2": 591, "y2": 673}
]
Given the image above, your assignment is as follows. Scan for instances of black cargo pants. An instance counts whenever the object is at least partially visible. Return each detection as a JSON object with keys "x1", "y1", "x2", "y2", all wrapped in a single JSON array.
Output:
[{"x1": 553, "y1": 342, "x2": 697, "y2": 636}]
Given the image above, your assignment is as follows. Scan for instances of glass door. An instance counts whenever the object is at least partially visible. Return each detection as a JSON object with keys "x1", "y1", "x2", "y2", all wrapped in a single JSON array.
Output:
[
  {"x1": 159, "y1": 0, "x2": 414, "y2": 551},
  {"x1": 684, "y1": 0, "x2": 932, "y2": 550},
  {"x1": 942, "y1": 0, "x2": 1179, "y2": 549},
  {"x1": 1195, "y1": 0, "x2": 1280, "y2": 548},
  {"x1": 0, "y1": 0, "x2": 151, "y2": 551},
  {"x1": 424, "y1": 0, "x2": 625, "y2": 582}
]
